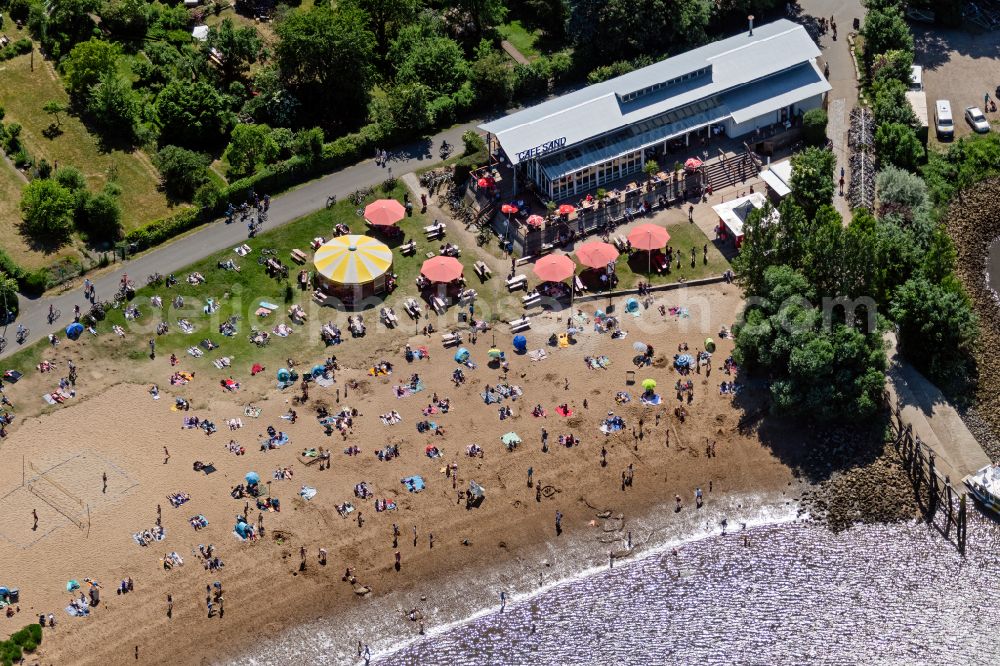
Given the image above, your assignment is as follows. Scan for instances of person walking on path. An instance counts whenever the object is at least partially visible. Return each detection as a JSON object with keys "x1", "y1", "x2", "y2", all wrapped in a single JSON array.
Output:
[
  {"x1": 32, "y1": 509, "x2": 38, "y2": 531},
  {"x1": 499, "y1": 590, "x2": 506, "y2": 613},
  {"x1": 555, "y1": 510, "x2": 563, "y2": 536},
  {"x1": 102, "y1": 472, "x2": 107, "y2": 494},
  {"x1": 148, "y1": 339, "x2": 155, "y2": 360},
  {"x1": 166, "y1": 594, "x2": 173, "y2": 618}
]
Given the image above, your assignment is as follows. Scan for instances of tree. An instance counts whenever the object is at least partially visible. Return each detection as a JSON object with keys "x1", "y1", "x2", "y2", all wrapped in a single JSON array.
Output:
[
  {"x1": 871, "y1": 49, "x2": 913, "y2": 85},
  {"x1": 890, "y1": 277, "x2": 978, "y2": 385},
  {"x1": 569, "y1": 0, "x2": 710, "y2": 69},
  {"x1": 62, "y1": 38, "x2": 121, "y2": 103},
  {"x1": 790, "y1": 146, "x2": 835, "y2": 218},
  {"x1": 87, "y1": 71, "x2": 141, "y2": 142},
  {"x1": 224, "y1": 124, "x2": 279, "y2": 177},
  {"x1": 275, "y1": 4, "x2": 374, "y2": 130},
  {"x1": 801, "y1": 108, "x2": 828, "y2": 146},
  {"x1": 155, "y1": 79, "x2": 233, "y2": 148},
  {"x1": 355, "y1": 0, "x2": 421, "y2": 63},
  {"x1": 470, "y1": 43, "x2": 512, "y2": 107},
  {"x1": 19, "y1": 179, "x2": 75, "y2": 244},
  {"x1": 876, "y1": 165, "x2": 927, "y2": 215},
  {"x1": 207, "y1": 18, "x2": 266, "y2": 83},
  {"x1": 524, "y1": 0, "x2": 569, "y2": 40},
  {"x1": 396, "y1": 36, "x2": 469, "y2": 97},
  {"x1": 871, "y1": 80, "x2": 917, "y2": 128},
  {"x1": 371, "y1": 82, "x2": 433, "y2": 138},
  {"x1": 0, "y1": 274, "x2": 19, "y2": 319},
  {"x1": 40, "y1": 0, "x2": 103, "y2": 60},
  {"x1": 860, "y1": 6, "x2": 913, "y2": 76},
  {"x1": 455, "y1": 0, "x2": 508, "y2": 36},
  {"x1": 734, "y1": 265, "x2": 886, "y2": 422},
  {"x1": 154, "y1": 145, "x2": 210, "y2": 201},
  {"x1": 43, "y1": 100, "x2": 67, "y2": 128},
  {"x1": 292, "y1": 127, "x2": 325, "y2": 163},
  {"x1": 462, "y1": 129, "x2": 485, "y2": 156},
  {"x1": 78, "y1": 190, "x2": 122, "y2": 240},
  {"x1": 643, "y1": 159, "x2": 659, "y2": 180},
  {"x1": 55, "y1": 165, "x2": 87, "y2": 192},
  {"x1": 99, "y1": 0, "x2": 149, "y2": 39},
  {"x1": 875, "y1": 123, "x2": 925, "y2": 171}
]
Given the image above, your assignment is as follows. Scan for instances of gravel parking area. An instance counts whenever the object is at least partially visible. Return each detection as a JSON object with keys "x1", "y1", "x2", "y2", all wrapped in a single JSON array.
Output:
[{"x1": 914, "y1": 24, "x2": 1000, "y2": 146}]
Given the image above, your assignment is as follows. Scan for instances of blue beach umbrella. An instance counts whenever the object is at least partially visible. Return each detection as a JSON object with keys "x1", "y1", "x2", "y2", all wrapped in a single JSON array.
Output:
[
  {"x1": 66, "y1": 322, "x2": 84, "y2": 340},
  {"x1": 512, "y1": 335, "x2": 527, "y2": 352},
  {"x1": 245, "y1": 471, "x2": 260, "y2": 484}
]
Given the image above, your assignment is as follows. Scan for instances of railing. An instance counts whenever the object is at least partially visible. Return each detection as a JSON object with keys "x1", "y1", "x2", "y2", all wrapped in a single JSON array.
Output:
[{"x1": 886, "y1": 392, "x2": 968, "y2": 555}]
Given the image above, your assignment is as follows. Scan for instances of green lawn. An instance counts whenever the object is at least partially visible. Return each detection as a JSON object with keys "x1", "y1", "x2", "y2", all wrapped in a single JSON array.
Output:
[
  {"x1": 25, "y1": 183, "x2": 480, "y2": 371},
  {"x1": 497, "y1": 20, "x2": 542, "y2": 60},
  {"x1": 0, "y1": 34, "x2": 176, "y2": 234},
  {"x1": 578, "y1": 221, "x2": 730, "y2": 291}
]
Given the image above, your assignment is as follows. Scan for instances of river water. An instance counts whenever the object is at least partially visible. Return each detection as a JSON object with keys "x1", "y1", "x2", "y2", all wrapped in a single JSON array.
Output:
[{"x1": 379, "y1": 512, "x2": 1000, "y2": 665}]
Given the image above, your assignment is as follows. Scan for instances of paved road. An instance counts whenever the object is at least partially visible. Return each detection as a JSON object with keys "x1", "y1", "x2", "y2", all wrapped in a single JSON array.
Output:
[{"x1": 1, "y1": 120, "x2": 481, "y2": 357}]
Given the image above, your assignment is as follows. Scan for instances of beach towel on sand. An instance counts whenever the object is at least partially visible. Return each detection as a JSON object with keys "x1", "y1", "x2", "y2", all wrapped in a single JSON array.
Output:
[
  {"x1": 640, "y1": 393, "x2": 662, "y2": 406},
  {"x1": 528, "y1": 349, "x2": 548, "y2": 362},
  {"x1": 555, "y1": 405, "x2": 573, "y2": 417}
]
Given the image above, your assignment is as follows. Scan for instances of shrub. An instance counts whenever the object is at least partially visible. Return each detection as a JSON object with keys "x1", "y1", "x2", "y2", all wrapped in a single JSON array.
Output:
[
  {"x1": 802, "y1": 108, "x2": 828, "y2": 146},
  {"x1": 462, "y1": 129, "x2": 486, "y2": 156},
  {"x1": 28, "y1": 622, "x2": 42, "y2": 643},
  {"x1": 21, "y1": 269, "x2": 49, "y2": 295},
  {"x1": 22, "y1": 640, "x2": 36, "y2": 653},
  {"x1": 13, "y1": 147, "x2": 31, "y2": 169}
]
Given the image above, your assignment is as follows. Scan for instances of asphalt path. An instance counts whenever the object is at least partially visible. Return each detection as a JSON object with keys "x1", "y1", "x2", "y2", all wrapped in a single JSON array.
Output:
[{"x1": 1, "y1": 120, "x2": 480, "y2": 357}]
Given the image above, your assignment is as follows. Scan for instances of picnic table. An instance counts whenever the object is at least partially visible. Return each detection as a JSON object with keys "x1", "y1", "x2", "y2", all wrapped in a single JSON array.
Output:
[
  {"x1": 474, "y1": 261, "x2": 492, "y2": 280},
  {"x1": 290, "y1": 249, "x2": 308, "y2": 264},
  {"x1": 506, "y1": 274, "x2": 528, "y2": 291}
]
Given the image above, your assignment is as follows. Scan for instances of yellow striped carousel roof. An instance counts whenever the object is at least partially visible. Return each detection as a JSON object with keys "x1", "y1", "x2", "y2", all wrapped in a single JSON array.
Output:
[{"x1": 313, "y1": 235, "x2": 393, "y2": 285}]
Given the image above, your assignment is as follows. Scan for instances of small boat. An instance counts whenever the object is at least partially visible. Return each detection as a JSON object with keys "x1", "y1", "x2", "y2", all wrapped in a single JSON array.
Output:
[{"x1": 964, "y1": 464, "x2": 1000, "y2": 515}]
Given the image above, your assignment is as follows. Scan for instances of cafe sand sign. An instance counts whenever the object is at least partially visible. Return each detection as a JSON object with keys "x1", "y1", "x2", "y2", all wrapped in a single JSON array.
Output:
[{"x1": 516, "y1": 137, "x2": 567, "y2": 163}]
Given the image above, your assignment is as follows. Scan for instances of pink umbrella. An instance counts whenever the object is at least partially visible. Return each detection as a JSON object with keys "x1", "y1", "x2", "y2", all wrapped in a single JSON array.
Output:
[
  {"x1": 501, "y1": 204, "x2": 519, "y2": 215},
  {"x1": 420, "y1": 256, "x2": 464, "y2": 283},
  {"x1": 477, "y1": 176, "x2": 496, "y2": 188},
  {"x1": 557, "y1": 204, "x2": 576, "y2": 216},
  {"x1": 532, "y1": 254, "x2": 576, "y2": 283},
  {"x1": 364, "y1": 199, "x2": 405, "y2": 227},
  {"x1": 627, "y1": 224, "x2": 670, "y2": 251},
  {"x1": 684, "y1": 157, "x2": 703, "y2": 170},
  {"x1": 526, "y1": 214, "x2": 545, "y2": 227},
  {"x1": 576, "y1": 242, "x2": 619, "y2": 269}
]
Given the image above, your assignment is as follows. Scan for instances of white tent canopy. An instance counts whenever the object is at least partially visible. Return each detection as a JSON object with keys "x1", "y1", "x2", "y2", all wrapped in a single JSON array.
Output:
[
  {"x1": 759, "y1": 159, "x2": 792, "y2": 198},
  {"x1": 713, "y1": 192, "x2": 778, "y2": 242}
]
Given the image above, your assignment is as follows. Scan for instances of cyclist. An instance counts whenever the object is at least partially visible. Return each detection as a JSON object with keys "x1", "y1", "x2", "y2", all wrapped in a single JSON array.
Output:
[{"x1": 16, "y1": 324, "x2": 25, "y2": 340}]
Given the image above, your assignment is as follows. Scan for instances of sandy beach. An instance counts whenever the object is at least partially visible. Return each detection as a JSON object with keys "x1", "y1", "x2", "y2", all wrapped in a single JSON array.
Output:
[{"x1": 0, "y1": 284, "x2": 800, "y2": 665}]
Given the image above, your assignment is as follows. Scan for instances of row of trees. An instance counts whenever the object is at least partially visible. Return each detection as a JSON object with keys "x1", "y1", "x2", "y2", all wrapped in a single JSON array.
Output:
[
  {"x1": 731, "y1": 0, "x2": 980, "y2": 420},
  {"x1": 19, "y1": 166, "x2": 123, "y2": 244}
]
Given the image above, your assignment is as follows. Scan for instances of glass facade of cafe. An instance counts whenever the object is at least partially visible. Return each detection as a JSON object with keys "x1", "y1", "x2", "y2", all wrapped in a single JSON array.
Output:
[{"x1": 529, "y1": 151, "x2": 644, "y2": 200}]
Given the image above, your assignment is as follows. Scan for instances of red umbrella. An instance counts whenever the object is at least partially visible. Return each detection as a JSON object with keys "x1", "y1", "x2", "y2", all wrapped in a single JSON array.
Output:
[
  {"x1": 501, "y1": 204, "x2": 519, "y2": 215},
  {"x1": 477, "y1": 176, "x2": 495, "y2": 188},
  {"x1": 576, "y1": 242, "x2": 619, "y2": 269},
  {"x1": 364, "y1": 199, "x2": 405, "y2": 227},
  {"x1": 557, "y1": 204, "x2": 576, "y2": 216},
  {"x1": 526, "y1": 214, "x2": 545, "y2": 227},
  {"x1": 532, "y1": 254, "x2": 576, "y2": 283},
  {"x1": 627, "y1": 224, "x2": 670, "y2": 251},
  {"x1": 684, "y1": 157, "x2": 703, "y2": 170},
  {"x1": 420, "y1": 255, "x2": 464, "y2": 283}
]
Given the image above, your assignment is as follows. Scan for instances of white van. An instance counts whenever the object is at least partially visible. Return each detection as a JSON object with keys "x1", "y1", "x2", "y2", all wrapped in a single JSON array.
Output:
[
  {"x1": 909, "y1": 65, "x2": 923, "y2": 92},
  {"x1": 935, "y1": 100, "x2": 954, "y2": 139}
]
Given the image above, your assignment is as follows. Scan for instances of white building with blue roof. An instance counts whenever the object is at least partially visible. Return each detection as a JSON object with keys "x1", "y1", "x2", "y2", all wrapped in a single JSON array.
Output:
[{"x1": 479, "y1": 19, "x2": 830, "y2": 201}]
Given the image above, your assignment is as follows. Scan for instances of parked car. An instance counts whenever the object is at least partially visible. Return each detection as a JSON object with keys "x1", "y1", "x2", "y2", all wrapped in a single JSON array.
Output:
[{"x1": 965, "y1": 106, "x2": 990, "y2": 133}]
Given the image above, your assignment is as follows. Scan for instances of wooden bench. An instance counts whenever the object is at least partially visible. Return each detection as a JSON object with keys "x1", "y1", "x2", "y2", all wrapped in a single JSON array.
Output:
[
  {"x1": 613, "y1": 236, "x2": 627, "y2": 252},
  {"x1": 509, "y1": 316, "x2": 530, "y2": 332},
  {"x1": 474, "y1": 261, "x2": 492, "y2": 280},
  {"x1": 431, "y1": 296, "x2": 447, "y2": 314},
  {"x1": 424, "y1": 223, "x2": 445, "y2": 240},
  {"x1": 441, "y1": 332, "x2": 462, "y2": 347},
  {"x1": 290, "y1": 249, "x2": 308, "y2": 264},
  {"x1": 522, "y1": 291, "x2": 541, "y2": 308},
  {"x1": 400, "y1": 240, "x2": 416, "y2": 256},
  {"x1": 574, "y1": 276, "x2": 587, "y2": 294},
  {"x1": 458, "y1": 289, "x2": 477, "y2": 305},
  {"x1": 506, "y1": 274, "x2": 528, "y2": 291},
  {"x1": 403, "y1": 298, "x2": 421, "y2": 319}
]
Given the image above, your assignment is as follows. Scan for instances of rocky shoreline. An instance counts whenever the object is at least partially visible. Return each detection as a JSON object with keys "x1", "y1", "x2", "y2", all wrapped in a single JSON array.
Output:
[
  {"x1": 945, "y1": 177, "x2": 1000, "y2": 462},
  {"x1": 796, "y1": 425, "x2": 920, "y2": 530}
]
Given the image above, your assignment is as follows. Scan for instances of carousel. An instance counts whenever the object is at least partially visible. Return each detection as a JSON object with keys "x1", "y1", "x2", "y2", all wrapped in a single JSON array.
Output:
[{"x1": 313, "y1": 235, "x2": 395, "y2": 305}]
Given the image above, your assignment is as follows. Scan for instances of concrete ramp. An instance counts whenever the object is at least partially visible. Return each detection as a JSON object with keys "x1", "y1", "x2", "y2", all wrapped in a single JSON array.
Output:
[{"x1": 884, "y1": 333, "x2": 991, "y2": 481}]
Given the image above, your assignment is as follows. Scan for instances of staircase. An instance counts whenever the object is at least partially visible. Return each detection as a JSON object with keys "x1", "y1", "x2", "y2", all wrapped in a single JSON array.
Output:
[{"x1": 701, "y1": 150, "x2": 759, "y2": 192}]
